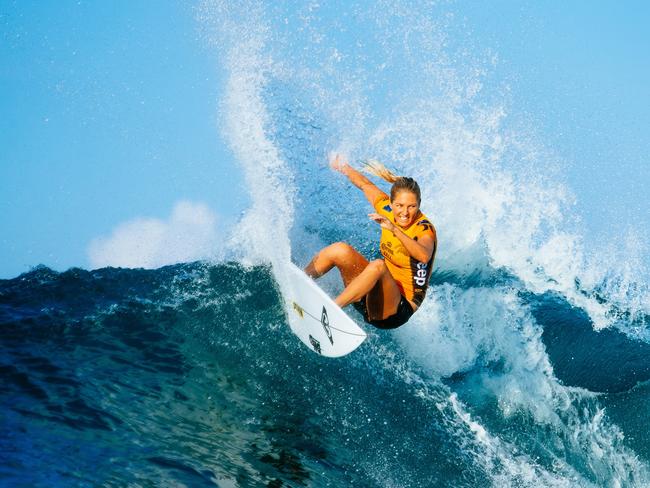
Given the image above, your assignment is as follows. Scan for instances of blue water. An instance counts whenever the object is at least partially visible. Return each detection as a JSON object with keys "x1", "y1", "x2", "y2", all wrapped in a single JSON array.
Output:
[{"x1": 1, "y1": 263, "x2": 649, "y2": 486}]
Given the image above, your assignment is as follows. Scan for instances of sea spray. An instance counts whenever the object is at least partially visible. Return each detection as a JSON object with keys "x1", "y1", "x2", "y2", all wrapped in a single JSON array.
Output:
[{"x1": 200, "y1": 0, "x2": 294, "y2": 268}]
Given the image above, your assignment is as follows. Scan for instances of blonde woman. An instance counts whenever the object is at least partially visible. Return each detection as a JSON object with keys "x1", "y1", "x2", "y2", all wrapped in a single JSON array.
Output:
[{"x1": 305, "y1": 154, "x2": 437, "y2": 329}]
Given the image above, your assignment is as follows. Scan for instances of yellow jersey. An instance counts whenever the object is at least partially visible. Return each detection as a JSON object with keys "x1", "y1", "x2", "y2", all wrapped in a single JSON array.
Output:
[{"x1": 374, "y1": 195, "x2": 437, "y2": 307}]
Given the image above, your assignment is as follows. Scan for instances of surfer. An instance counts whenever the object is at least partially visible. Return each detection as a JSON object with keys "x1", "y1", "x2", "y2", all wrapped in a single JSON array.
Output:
[{"x1": 305, "y1": 154, "x2": 437, "y2": 329}]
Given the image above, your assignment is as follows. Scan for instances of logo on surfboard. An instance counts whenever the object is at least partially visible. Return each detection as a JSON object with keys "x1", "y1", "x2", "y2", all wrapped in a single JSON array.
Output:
[
  {"x1": 321, "y1": 306, "x2": 334, "y2": 345},
  {"x1": 309, "y1": 334, "x2": 322, "y2": 354}
]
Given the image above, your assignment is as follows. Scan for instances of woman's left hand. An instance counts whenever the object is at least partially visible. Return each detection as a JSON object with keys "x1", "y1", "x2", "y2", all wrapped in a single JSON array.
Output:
[{"x1": 369, "y1": 213, "x2": 396, "y2": 233}]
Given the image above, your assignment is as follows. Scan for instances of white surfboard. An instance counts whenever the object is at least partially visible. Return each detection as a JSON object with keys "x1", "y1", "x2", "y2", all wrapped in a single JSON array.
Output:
[{"x1": 282, "y1": 262, "x2": 367, "y2": 357}]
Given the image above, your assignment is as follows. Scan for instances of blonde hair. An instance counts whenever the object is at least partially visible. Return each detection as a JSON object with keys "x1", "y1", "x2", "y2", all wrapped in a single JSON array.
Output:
[{"x1": 362, "y1": 159, "x2": 421, "y2": 205}]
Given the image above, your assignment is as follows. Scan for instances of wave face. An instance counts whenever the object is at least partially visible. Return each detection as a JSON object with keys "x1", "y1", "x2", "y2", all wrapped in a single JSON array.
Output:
[{"x1": 1, "y1": 263, "x2": 650, "y2": 487}]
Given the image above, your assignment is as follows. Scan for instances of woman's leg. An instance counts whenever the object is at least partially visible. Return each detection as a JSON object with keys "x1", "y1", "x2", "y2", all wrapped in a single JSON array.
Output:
[
  {"x1": 305, "y1": 243, "x2": 402, "y2": 321},
  {"x1": 304, "y1": 242, "x2": 369, "y2": 286},
  {"x1": 334, "y1": 259, "x2": 402, "y2": 321}
]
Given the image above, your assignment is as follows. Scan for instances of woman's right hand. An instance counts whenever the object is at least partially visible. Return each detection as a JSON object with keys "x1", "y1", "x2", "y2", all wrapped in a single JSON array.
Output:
[
  {"x1": 329, "y1": 151, "x2": 388, "y2": 205},
  {"x1": 329, "y1": 153, "x2": 349, "y2": 174}
]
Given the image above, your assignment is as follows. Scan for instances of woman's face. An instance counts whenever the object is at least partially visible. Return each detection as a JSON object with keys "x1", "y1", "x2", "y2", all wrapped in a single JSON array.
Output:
[{"x1": 391, "y1": 190, "x2": 420, "y2": 228}]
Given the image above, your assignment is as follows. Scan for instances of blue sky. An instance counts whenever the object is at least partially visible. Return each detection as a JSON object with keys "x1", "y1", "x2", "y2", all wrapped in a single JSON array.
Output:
[
  {"x1": 1, "y1": 2, "x2": 245, "y2": 277},
  {"x1": 1, "y1": 1, "x2": 648, "y2": 279}
]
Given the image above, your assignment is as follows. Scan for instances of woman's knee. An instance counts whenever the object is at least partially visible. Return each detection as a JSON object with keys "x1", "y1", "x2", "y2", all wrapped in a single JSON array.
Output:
[
  {"x1": 324, "y1": 242, "x2": 356, "y2": 262},
  {"x1": 366, "y1": 259, "x2": 387, "y2": 276}
]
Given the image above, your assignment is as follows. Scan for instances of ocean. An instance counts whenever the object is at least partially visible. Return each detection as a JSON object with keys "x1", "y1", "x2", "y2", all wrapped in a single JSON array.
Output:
[
  {"x1": 1, "y1": 261, "x2": 649, "y2": 487},
  {"x1": 3, "y1": 1, "x2": 650, "y2": 486}
]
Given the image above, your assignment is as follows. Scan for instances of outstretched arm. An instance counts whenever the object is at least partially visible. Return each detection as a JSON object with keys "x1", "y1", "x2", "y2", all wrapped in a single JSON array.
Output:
[{"x1": 331, "y1": 154, "x2": 387, "y2": 206}]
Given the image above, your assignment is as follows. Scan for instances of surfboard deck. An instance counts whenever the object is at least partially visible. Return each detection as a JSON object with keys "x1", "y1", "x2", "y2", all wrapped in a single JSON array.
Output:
[{"x1": 283, "y1": 262, "x2": 367, "y2": 357}]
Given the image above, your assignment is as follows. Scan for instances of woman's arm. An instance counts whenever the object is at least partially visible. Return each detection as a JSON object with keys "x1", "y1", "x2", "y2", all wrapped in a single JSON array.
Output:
[
  {"x1": 331, "y1": 154, "x2": 388, "y2": 206},
  {"x1": 369, "y1": 213, "x2": 436, "y2": 263}
]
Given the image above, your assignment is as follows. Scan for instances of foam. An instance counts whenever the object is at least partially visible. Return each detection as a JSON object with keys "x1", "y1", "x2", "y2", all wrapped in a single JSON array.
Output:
[
  {"x1": 447, "y1": 393, "x2": 588, "y2": 487},
  {"x1": 397, "y1": 283, "x2": 649, "y2": 485},
  {"x1": 200, "y1": 1, "x2": 294, "y2": 269}
]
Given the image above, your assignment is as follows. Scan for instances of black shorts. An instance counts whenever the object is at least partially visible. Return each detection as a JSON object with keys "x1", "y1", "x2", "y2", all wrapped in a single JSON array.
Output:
[{"x1": 352, "y1": 295, "x2": 415, "y2": 329}]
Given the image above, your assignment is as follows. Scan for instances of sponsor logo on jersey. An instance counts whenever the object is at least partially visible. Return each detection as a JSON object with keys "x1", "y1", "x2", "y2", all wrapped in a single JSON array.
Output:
[
  {"x1": 414, "y1": 260, "x2": 429, "y2": 287},
  {"x1": 380, "y1": 242, "x2": 394, "y2": 256}
]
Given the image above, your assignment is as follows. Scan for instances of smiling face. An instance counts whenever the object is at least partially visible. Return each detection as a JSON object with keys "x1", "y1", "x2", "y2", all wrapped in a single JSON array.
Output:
[{"x1": 391, "y1": 190, "x2": 420, "y2": 228}]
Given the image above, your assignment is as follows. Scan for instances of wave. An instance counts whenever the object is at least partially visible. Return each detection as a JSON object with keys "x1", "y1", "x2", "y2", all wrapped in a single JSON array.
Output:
[{"x1": 2, "y1": 263, "x2": 649, "y2": 486}]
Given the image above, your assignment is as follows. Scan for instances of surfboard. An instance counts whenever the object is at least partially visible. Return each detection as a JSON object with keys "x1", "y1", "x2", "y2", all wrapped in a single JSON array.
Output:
[{"x1": 283, "y1": 262, "x2": 367, "y2": 357}]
